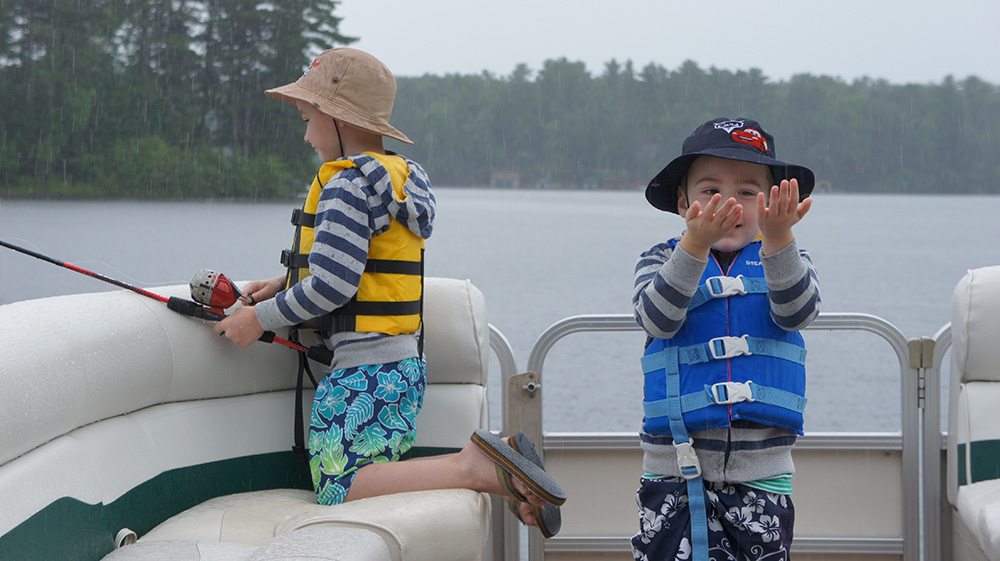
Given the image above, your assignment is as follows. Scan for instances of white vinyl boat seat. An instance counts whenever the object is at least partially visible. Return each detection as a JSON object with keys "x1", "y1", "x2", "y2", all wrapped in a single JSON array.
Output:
[
  {"x1": 0, "y1": 277, "x2": 493, "y2": 561},
  {"x1": 118, "y1": 488, "x2": 489, "y2": 561},
  {"x1": 948, "y1": 266, "x2": 1000, "y2": 561},
  {"x1": 101, "y1": 525, "x2": 393, "y2": 561}
]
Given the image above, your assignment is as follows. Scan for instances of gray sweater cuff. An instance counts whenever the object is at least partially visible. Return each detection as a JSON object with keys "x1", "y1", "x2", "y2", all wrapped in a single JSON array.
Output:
[
  {"x1": 666, "y1": 244, "x2": 709, "y2": 293},
  {"x1": 254, "y1": 299, "x2": 292, "y2": 332},
  {"x1": 761, "y1": 240, "x2": 805, "y2": 289}
]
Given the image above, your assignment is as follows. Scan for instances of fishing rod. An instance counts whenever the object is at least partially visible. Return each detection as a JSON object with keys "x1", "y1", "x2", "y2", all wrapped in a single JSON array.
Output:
[{"x1": 0, "y1": 239, "x2": 333, "y2": 365}]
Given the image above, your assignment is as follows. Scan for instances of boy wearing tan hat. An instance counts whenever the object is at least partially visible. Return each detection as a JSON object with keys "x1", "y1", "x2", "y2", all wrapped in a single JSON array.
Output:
[
  {"x1": 214, "y1": 48, "x2": 564, "y2": 536},
  {"x1": 632, "y1": 117, "x2": 821, "y2": 560}
]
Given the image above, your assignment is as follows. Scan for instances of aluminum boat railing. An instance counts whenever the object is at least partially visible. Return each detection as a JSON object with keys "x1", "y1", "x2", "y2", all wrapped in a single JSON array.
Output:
[{"x1": 488, "y1": 312, "x2": 954, "y2": 561}]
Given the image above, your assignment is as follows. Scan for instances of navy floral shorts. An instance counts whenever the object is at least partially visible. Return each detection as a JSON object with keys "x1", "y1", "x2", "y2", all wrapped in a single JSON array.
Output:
[
  {"x1": 308, "y1": 358, "x2": 425, "y2": 505},
  {"x1": 631, "y1": 476, "x2": 794, "y2": 561}
]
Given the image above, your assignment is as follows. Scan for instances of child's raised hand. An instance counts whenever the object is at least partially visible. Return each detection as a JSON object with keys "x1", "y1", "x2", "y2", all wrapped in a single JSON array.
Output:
[
  {"x1": 757, "y1": 179, "x2": 812, "y2": 256},
  {"x1": 679, "y1": 193, "x2": 743, "y2": 259}
]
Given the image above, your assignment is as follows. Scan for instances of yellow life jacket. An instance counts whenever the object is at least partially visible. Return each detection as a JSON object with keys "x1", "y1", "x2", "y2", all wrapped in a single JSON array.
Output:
[{"x1": 281, "y1": 154, "x2": 424, "y2": 336}]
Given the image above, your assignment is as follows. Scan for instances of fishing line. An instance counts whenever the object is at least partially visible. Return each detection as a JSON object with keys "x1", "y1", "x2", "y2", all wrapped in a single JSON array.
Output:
[
  {"x1": 67, "y1": 260, "x2": 186, "y2": 289},
  {"x1": 0, "y1": 238, "x2": 185, "y2": 287},
  {"x1": 0, "y1": 239, "x2": 333, "y2": 365}
]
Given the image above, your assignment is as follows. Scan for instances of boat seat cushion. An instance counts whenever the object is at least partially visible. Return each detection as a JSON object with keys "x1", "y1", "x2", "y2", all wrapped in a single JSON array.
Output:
[
  {"x1": 103, "y1": 526, "x2": 391, "y2": 561},
  {"x1": 0, "y1": 277, "x2": 487, "y2": 469},
  {"x1": 954, "y1": 383, "x2": 1000, "y2": 488},
  {"x1": 956, "y1": 479, "x2": 1000, "y2": 561},
  {"x1": 952, "y1": 384, "x2": 1000, "y2": 561},
  {"x1": 949, "y1": 266, "x2": 1000, "y2": 504},
  {"x1": 138, "y1": 488, "x2": 490, "y2": 561},
  {"x1": 422, "y1": 278, "x2": 489, "y2": 386},
  {"x1": 951, "y1": 265, "x2": 1000, "y2": 385},
  {"x1": 948, "y1": 266, "x2": 1000, "y2": 561},
  {"x1": 101, "y1": 540, "x2": 257, "y2": 561}
]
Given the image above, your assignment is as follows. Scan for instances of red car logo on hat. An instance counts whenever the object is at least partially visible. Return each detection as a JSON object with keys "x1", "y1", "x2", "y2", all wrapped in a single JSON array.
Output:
[
  {"x1": 300, "y1": 58, "x2": 321, "y2": 79},
  {"x1": 732, "y1": 128, "x2": 768, "y2": 154}
]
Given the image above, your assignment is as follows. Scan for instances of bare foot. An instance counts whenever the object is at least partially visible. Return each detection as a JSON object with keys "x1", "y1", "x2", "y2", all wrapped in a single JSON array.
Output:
[{"x1": 516, "y1": 500, "x2": 538, "y2": 526}]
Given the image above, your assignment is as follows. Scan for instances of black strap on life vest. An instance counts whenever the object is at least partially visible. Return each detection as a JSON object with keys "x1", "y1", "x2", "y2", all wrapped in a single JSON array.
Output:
[
  {"x1": 290, "y1": 326, "x2": 319, "y2": 465},
  {"x1": 417, "y1": 250, "x2": 425, "y2": 357},
  {"x1": 282, "y1": 176, "x2": 319, "y2": 290},
  {"x1": 280, "y1": 250, "x2": 310, "y2": 270},
  {"x1": 290, "y1": 253, "x2": 424, "y2": 335},
  {"x1": 291, "y1": 208, "x2": 316, "y2": 228},
  {"x1": 279, "y1": 204, "x2": 426, "y2": 325}
]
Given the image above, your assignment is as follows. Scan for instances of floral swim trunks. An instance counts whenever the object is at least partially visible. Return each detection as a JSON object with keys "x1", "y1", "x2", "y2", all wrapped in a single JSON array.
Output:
[
  {"x1": 308, "y1": 357, "x2": 426, "y2": 505},
  {"x1": 631, "y1": 475, "x2": 794, "y2": 561}
]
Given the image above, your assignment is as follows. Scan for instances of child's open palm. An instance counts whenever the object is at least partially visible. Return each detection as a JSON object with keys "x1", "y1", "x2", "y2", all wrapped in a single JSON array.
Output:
[
  {"x1": 757, "y1": 179, "x2": 812, "y2": 255},
  {"x1": 681, "y1": 194, "x2": 743, "y2": 258}
]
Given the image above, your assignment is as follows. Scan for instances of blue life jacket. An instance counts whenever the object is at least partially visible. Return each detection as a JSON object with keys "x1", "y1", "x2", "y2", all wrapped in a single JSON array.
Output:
[{"x1": 641, "y1": 239, "x2": 808, "y2": 437}]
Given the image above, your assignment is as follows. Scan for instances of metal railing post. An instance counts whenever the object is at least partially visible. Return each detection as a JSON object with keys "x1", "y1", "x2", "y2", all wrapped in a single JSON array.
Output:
[
  {"x1": 489, "y1": 324, "x2": 520, "y2": 561},
  {"x1": 924, "y1": 324, "x2": 952, "y2": 561}
]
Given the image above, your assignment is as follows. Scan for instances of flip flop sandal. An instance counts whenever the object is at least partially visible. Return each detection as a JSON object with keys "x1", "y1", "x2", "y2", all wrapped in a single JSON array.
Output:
[
  {"x1": 470, "y1": 429, "x2": 567, "y2": 506},
  {"x1": 509, "y1": 432, "x2": 562, "y2": 538},
  {"x1": 503, "y1": 491, "x2": 561, "y2": 539}
]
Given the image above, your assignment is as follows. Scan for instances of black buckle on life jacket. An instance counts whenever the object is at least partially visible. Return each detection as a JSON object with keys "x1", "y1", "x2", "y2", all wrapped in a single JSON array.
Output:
[
  {"x1": 290, "y1": 208, "x2": 316, "y2": 228},
  {"x1": 280, "y1": 249, "x2": 310, "y2": 269}
]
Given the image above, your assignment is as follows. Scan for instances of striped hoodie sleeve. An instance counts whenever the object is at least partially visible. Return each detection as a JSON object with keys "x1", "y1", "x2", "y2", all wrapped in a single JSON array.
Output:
[
  {"x1": 761, "y1": 240, "x2": 821, "y2": 331},
  {"x1": 258, "y1": 173, "x2": 374, "y2": 329},
  {"x1": 632, "y1": 239, "x2": 708, "y2": 340}
]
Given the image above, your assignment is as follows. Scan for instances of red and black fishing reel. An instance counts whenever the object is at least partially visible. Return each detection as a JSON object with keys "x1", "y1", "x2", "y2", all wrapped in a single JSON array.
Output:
[{"x1": 189, "y1": 269, "x2": 245, "y2": 314}]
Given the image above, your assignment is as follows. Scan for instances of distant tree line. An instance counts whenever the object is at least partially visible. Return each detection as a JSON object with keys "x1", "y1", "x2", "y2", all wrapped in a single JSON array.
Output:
[
  {"x1": 392, "y1": 61, "x2": 1000, "y2": 194},
  {"x1": 2, "y1": 1, "x2": 998, "y2": 198},
  {"x1": 0, "y1": 0, "x2": 352, "y2": 199}
]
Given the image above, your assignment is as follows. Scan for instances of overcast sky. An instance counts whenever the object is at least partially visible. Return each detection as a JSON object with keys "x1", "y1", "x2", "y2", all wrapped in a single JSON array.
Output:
[{"x1": 336, "y1": 0, "x2": 999, "y2": 85}]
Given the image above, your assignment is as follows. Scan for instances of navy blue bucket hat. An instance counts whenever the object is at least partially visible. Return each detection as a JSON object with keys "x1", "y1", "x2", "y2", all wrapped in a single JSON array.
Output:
[{"x1": 645, "y1": 117, "x2": 815, "y2": 214}]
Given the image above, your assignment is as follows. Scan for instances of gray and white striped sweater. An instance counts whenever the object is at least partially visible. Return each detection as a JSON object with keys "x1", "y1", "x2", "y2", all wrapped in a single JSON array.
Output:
[{"x1": 632, "y1": 236, "x2": 820, "y2": 482}]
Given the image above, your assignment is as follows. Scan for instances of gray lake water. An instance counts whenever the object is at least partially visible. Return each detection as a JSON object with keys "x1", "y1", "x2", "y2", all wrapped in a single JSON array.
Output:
[{"x1": 2, "y1": 190, "x2": 997, "y2": 433}]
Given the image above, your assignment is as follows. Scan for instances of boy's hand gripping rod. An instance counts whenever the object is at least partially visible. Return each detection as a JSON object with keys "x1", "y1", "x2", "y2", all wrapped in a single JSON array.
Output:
[{"x1": 0, "y1": 239, "x2": 333, "y2": 365}]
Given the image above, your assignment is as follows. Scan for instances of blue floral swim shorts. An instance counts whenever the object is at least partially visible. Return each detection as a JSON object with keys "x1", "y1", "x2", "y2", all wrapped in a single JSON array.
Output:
[
  {"x1": 308, "y1": 357, "x2": 426, "y2": 505},
  {"x1": 631, "y1": 476, "x2": 794, "y2": 561}
]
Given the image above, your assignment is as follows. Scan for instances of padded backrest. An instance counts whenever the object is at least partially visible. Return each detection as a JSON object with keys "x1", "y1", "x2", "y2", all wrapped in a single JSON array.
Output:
[
  {"x1": 948, "y1": 266, "x2": 1000, "y2": 504},
  {"x1": 422, "y1": 278, "x2": 489, "y2": 386},
  {"x1": 951, "y1": 265, "x2": 1000, "y2": 385},
  {"x1": 0, "y1": 284, "x2": 297, "y2": 468},
  {"x1": 0, "y1": 277, "x2": 487, "y2": 470},
  {"x1": 412, "y1": 278, "x2": 490, "y2": 447}
]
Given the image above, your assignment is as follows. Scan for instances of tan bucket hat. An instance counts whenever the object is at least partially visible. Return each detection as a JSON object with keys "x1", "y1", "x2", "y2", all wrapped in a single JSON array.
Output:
[{"x1": 265, "y1": 48, "x2": 412, "y2": 144}]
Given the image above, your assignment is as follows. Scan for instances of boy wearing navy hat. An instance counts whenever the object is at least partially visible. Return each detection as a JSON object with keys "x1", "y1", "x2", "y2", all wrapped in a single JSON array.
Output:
[{"x1": 632, "y1": 117, "x2": 821, "y2": 560}]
